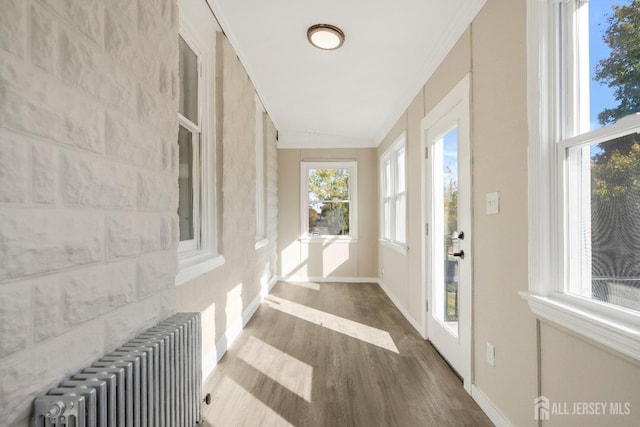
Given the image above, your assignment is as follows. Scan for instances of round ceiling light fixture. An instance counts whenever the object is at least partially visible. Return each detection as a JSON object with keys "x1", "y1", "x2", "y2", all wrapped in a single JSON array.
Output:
[{"x1": 307, "y1": 24, "x2": 345, "y2": 50}]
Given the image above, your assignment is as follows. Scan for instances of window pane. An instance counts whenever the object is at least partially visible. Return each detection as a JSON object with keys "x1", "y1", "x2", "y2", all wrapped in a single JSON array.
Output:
[
  {"x1": 384, "y1": 160, "x2": 391, "y2": 197},
  {"x1": 587, "y1": 1, "x2": 640, "y2": 131},
  {"x1": 395, "y1": 193, "x2": 406, "y2": 244},
  {"x1": 397, "y1": 148, "x2": 405, "y2": 193},
  {"x1": 307, "y1": 167, "x2": 351, "y2": 236},
  {"x1": 569, "y1": 132, "x2": 640, "y2": 311},
  {"x1": 382, "y1": 200, "x2": 390, "y2": 240},
  {"x1": 178, "y1": 125, "x2": 194, "y2": 241},
  {"x1": 308, "y1": 202, "x2": 349, "y2": 235},
  {"x1": 179, "y1": 36, "x2": 198, "y2": 125},
  {"x1": 308, "y1": 168, "x2": 349, "y2": 202}
]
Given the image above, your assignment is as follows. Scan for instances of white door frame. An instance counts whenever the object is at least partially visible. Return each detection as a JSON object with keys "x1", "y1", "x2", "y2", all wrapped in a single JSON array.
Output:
[{"x1": 420, "y1": 74, "x2": 472, "y2": 392}]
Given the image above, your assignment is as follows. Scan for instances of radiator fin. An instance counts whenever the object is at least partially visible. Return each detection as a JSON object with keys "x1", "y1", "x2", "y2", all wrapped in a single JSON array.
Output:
[{"x1": 33, "y1": 313, "x2": 202, "y2": 427}]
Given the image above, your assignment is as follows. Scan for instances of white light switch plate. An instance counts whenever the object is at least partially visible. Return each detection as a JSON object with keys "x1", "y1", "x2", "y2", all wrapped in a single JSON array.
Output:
[{"x1": 486, "y1": 192, "x2": 499, "y2": 215}]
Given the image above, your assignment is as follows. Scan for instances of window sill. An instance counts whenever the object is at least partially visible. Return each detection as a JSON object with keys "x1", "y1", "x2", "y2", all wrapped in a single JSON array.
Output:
[
  {"x1": 379, "y1": 239, "x2": 408, "y2": 255},
  {"x1": 255, "y1": 238, "x2": 269, "y2": 250},
  {"x1": 299, "y1": 236, "x2": 358, "y2": 244},
  {"x1": 175, "y1": 252, "x2": 225, "y2": 287},
  {"x1": 519, "y1": 291, "x2": 640, "y2": 360}
]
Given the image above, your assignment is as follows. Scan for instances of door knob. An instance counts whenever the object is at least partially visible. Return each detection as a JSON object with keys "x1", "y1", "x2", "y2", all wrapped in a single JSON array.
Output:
[{"x1": 449, "y1": 250, "x2": 465, "y2": 259}]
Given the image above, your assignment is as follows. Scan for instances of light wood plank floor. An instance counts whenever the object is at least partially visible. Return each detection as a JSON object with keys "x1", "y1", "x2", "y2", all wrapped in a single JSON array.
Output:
[{"x1": 202, "y1": 281, "x2": 493, "y2": 427}]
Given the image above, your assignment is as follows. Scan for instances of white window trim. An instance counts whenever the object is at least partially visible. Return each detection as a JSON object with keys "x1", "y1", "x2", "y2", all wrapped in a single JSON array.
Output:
[
  {"x1": 300, "y1": 161, "x2": 358, "y2": 241},
  {"x1": 523, "y1": 0, "x2": 640, "y2": 360},
  {"x1": 176, "y1": 3, "x2": 224, "y2": 287},
  {"x1": 379, "y1": 238, "x2": 408, "y2": 255},
  {"x1": 255, "y1": 95, "x2": 267, "y2": 247},
  {"x1": 380, "y1": 133, "x2": 407, "y2": 249},
  {"x1": 177, "y1": 114, "x2": 201, "y2": 253}
]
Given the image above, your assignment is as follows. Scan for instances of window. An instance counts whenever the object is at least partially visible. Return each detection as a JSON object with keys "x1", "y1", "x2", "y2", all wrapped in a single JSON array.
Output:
[
  {"x1": 178, "y1": 35, "x2": 201, "y2": 252},
  {"x1": 175, "y1": 8, "x2": 223, "y2": 286},
  {"x1": 301, "y1": 162, "x2": 357, "y2": 239},
  {"x1": 255, "y1": 96, "x2": 267, "y2": 248},
  {"x1": 526, "y1": 0, "x2": 640, "y2": 358},
  {"x1": 380, "y1": 134, "x2": 407, "y2": 246}
]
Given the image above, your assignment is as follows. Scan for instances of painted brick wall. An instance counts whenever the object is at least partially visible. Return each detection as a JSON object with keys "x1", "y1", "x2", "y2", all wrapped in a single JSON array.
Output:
[{"x1": 0, "y1": 1, "x2": 179, "y2": 425}]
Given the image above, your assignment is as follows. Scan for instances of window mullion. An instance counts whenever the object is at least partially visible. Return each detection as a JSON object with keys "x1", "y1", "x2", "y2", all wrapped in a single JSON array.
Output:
[{"x1": 179, "y1": 114, "x2": 201, "y2": 134}]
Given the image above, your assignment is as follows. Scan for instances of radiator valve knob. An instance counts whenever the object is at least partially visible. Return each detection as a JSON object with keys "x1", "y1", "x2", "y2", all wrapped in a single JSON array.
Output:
[{"x1": 45, "y1": 401, "x2": 66, "y2": 418}]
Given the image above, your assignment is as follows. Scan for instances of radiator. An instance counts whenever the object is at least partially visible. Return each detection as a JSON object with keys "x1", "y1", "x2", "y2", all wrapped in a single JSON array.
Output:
[{"x1": 33, "y1": 313, "x2": 202, "y2": 427}]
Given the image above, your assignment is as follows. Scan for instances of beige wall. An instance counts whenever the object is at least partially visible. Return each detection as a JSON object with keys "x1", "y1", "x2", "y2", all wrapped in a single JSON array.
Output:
[
  {"x1": 471, "y1": 0, "x2": 537, "y2": 424},
  {"x1": 540, "y1": 322, "x2": 640, "y2": 427},
  {"x1": 375, "y1": 0, "x2": 640, "y2": 425},
  {"x1": 277, "y1": 148, "x2": 377, "y2": 280},
  {"x1": 176, "y1": 33, "x2": 278, "y2": 377},
  {"x1": 376, "y1": 88, "x2": 425, "y2": 324},
  {"x1": 376, "y1": 1, "x2": 539, "y2": 424}
]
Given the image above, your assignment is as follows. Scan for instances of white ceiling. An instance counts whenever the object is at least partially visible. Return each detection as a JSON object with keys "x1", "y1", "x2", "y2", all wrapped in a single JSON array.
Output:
[{"x1": 206, "y1": 0, "x2": 486, "y2": 148}]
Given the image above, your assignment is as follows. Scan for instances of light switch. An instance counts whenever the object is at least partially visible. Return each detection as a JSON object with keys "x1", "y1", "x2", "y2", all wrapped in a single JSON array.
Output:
[
  {"x1": 486, "y1": 192, "x2": 499, "y2": 215},
  {"x1": 486, "y1": 342, "x2": 495, "y2": 367}
]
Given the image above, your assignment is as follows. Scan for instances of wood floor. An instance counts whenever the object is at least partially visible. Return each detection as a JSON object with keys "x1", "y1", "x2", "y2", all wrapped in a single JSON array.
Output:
[{"x1": 201, "y1": 281, "x2": 492, "y2": 427}]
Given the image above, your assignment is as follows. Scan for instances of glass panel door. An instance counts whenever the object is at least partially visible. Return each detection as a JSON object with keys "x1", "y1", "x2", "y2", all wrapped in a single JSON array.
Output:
[
  {"x1": 422, "y1": 75, "x2": 471, "y2": 390},
  {"x1": 433, "y1": 127, "x2": 460, "y2": 337}
]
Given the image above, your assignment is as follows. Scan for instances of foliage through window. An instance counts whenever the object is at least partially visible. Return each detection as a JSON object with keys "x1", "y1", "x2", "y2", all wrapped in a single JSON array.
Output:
[
  {"x1": 302, "y1": 162, "x2": 357, "y2": 237},
  {"x1": 558, "y1": 0, "x2": 640, "y2": 312}
]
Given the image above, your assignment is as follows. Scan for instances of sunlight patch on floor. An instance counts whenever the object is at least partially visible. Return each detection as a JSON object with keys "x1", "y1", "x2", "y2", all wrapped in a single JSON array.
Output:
[
  {"x1": 205, "y1": 376, "x2": 294, "y2": 427},
  {"x1": 265, "y1": 295, "x2": 399, "y2": 353},
  {"x1": 239, "y1": 336, "x2": 313, "y2": 402}
]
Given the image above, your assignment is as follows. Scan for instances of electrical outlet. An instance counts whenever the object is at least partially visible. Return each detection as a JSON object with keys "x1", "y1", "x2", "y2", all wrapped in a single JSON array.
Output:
[{"x1": 486, "y1": 342, "x2": 495, "y2": 367}]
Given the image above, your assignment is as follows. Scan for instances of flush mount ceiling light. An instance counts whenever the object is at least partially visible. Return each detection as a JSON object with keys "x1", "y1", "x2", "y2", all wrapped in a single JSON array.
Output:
[{"x1": 307, "y1": 24, "x2": 345, "y2": 50}]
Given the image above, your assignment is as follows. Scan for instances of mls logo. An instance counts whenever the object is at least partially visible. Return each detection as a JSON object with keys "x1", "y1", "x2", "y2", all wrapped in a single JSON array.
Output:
[{"x1": 534, "y1": 396, "x2": 550, "y2": 420}]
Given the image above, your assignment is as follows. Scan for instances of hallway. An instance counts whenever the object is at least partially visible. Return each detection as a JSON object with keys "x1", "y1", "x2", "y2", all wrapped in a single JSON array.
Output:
[{"x1": 202, "y1": 282, "x2": 492, "y2": 426}]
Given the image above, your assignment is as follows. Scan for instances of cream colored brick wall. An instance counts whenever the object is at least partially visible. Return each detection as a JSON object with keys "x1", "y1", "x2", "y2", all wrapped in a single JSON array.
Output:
[{"x1": 0, "y1": 1, "x2": 179, "y2": 424}]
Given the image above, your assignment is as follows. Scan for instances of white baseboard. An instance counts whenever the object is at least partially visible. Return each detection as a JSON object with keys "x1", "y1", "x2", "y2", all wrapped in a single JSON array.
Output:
[
  {"x1": 278, "y1": 275, "x2": 379, "y2": 284},
  {"x1": 471, "y1": 385, "x2": 513, "y2": 427},
  {"x1": 264, "y1": 275, "x2": 278, "y2": 295},
  {"x1": 201, "y1": 275, "x2": 278, "y2": 381},
  {"x1": 377, "y1": 279, "x2": 424, "y2": 336}
]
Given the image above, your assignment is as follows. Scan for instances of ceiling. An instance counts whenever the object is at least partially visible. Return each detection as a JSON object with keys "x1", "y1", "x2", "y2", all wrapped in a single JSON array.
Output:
[{"x1": 206, "y1": 0, "x2": 487, "y2": 149}]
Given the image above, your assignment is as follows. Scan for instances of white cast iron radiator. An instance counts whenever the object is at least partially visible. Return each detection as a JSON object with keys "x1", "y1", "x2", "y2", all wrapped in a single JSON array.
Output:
[{"x1": 33, "y1": 313, "x2": 202, "y2": 427}]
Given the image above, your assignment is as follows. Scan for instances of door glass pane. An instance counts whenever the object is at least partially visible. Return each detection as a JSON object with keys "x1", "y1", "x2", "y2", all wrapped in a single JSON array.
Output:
[
  {"x1": 434, "y1": 127, "x2": 459, "y2": 336},
  {"x1": 178, "y1": 125, "x2": 194, "y2": 241},
  {"x1": 179, "y1": 36, "x2": 198, "y2": 125}
]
